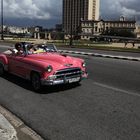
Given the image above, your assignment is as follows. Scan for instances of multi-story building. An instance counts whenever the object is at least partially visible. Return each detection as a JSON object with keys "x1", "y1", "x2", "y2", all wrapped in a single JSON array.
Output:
[
  {"x1": 135, "y1": 24, "x2": 140, "y2": 38},
  {"x1": 63, "y1": 0, "x2": 100, "y2": 34},
  {"x1": 81, "y1": 17, "x2": 136, "y2": 40}
]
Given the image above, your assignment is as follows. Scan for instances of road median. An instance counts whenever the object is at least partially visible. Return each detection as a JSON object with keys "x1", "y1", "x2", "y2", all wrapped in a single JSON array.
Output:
[{"x1": 59, "y1": 50, "x2": 140, "y2": 62}]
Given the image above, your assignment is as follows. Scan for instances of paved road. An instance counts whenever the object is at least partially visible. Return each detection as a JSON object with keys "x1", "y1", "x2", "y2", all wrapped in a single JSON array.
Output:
[{"x1": 0, "y1": 47, "x2": 140, "y2": 140}]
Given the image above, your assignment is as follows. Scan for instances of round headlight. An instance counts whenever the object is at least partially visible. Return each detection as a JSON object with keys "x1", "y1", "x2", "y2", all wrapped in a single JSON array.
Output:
[
  {"x1": 45, "y1": 65, "x2": 53, "y2": 73},
  {"x1": 82, "y1": 62, "x2": 86, "y2": 67}
]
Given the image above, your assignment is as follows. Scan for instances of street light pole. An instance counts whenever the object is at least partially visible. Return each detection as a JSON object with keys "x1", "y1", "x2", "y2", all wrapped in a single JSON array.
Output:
[
  {"x1": 1, "y1": 0, "x2": 4, "y2": 40},
  {"x1": 69, "y1": 0, "x2": 73, "y2": 46}
]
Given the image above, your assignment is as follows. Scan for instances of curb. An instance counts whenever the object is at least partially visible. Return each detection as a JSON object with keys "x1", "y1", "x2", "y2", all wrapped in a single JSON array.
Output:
[
  {"x1": 0, "y1": 106, "x2": 44, "y2": 140},
  {"x1": 59, "y1": 50, "x2": 140, "y2": 62}
]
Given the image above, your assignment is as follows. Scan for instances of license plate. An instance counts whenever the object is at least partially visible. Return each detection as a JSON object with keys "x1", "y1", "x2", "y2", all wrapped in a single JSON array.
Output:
[{"x1": 68, "y1": 77, "x2": 80, "y2": 83}]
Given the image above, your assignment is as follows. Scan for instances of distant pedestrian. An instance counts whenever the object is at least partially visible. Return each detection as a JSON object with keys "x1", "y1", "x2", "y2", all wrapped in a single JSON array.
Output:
[
  {"x1": 124, "y1": 41, "x2": 127, "y2": 48},
  {"x1": 132, "y1": 42, "x2": 135, "y2": 48}
]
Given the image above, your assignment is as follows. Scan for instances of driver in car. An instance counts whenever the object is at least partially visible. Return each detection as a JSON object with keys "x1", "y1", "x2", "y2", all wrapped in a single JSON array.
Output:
[{"x1": 28, "y1": 44, "x2": 35, "y2": 54}]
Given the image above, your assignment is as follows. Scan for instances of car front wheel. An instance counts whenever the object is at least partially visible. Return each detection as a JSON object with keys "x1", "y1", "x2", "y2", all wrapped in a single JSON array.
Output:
[{"x1": 31, "y1": 72, "x2": 41, "y2": 91}]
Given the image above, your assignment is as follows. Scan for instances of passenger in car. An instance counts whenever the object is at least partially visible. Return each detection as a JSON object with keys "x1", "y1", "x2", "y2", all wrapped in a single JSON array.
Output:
[
  {"x1": 27, "y1": 44, "x2": 36, "y2": 54},
  {"x1": 14, "y1": 43, "x2": 23, "y2": 55},
  {"x1": 28, "y1": 45, "x2": 35, "y2": 54}
]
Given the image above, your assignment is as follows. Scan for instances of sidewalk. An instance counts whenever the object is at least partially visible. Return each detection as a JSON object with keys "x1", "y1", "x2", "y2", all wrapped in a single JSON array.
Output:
[{"x1": 0, "y1": 106, "x2": 43, "y2": 140}]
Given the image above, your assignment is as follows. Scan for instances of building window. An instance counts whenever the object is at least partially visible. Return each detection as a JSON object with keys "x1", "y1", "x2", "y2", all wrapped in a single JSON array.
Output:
[
  {"x1": 88, "y1": 29, "x2": 91, "y2": 33},
  {"x1": 106, "y1": 27, "x2": 109, "y2": 31},
  {"x1": 82, "y1": 23, "x2": 84, "y2": 27},
  {"x1": 88, "y1": 23, "x2": 91, "y2": 27},
  {"x1": 82, "y1": 29, "x2": 85, "y2": 33},
  {"x1": 95, "y1": 27, "x2": 98, "y2": 32}
]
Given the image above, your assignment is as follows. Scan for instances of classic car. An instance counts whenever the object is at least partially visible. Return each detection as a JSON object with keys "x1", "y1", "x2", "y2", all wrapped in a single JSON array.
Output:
[{"x1": 0, "y1": 42, "x2": 88, "y2": 91}]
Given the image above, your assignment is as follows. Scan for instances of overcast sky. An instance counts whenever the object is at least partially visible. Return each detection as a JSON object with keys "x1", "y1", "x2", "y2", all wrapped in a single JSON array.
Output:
[{"x1": 1, "y1": 0, "x2": 140, "y2": 28}]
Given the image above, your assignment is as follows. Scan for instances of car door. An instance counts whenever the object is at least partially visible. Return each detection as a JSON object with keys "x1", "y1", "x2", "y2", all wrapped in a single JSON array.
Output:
[{"x1": 7, "y1": 54, "x2": 28, "y2": 78}]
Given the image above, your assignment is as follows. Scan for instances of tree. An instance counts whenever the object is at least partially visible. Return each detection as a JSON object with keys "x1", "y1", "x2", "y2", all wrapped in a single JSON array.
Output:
[
  {"x1": 102, "y1": 28, "x2": 136, "y2": 38},
  {"x1": 51, "y1": 32, "x2": 64, "y2": 40}
]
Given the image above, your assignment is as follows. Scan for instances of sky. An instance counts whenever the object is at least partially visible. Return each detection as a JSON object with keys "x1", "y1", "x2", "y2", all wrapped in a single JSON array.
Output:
[{"x1": 0, "y1": 0, "x2": 140, "y2": 28}]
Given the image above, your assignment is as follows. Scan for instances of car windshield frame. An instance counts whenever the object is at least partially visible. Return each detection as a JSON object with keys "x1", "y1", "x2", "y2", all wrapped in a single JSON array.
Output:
[{"x1": 36, "y1": 44, "x2": 58, "y2": 53}]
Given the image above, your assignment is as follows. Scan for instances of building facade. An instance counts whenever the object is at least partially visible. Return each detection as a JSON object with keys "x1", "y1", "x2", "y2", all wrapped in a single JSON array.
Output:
[
  {"x1": 135, "y1": 24, "x2": 140, "y2": 38},
  {"x1": 81, "y1": 18, "x2": 136, "y2": 40},
  {"x1": 63, "y1": 0, "x2": 100, "y2": 35},
  {"x1": 7, "y1": 26, "x2": 29, "y2": 34}
]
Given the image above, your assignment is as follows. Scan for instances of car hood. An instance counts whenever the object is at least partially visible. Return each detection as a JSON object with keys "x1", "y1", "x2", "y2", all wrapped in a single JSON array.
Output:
[{"x1": 25, "y1": 53, "x2": 82, "y2": 70}]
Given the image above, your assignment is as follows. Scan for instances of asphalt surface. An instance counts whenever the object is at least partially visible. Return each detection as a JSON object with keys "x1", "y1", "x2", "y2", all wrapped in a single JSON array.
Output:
[{"x1": 0, "y1": 46, "x2": 140, "y2": 140}]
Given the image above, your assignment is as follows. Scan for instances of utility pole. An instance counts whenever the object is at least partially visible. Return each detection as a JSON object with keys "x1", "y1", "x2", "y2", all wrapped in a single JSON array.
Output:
[
  {"x1": 69, "y1": 0, "x2": 73, "y2": 46},
  {"x1": 1, "y1": 0, "x2": 4, "y2": 40}
]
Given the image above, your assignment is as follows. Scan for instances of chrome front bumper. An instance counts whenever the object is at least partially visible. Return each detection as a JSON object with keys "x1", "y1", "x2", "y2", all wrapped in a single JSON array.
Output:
[{"x1": 41, "y1": 72, "x2": 88, "y2": 86}]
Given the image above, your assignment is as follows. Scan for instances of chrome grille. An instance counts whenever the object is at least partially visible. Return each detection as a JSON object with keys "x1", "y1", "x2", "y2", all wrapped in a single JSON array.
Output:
[{"x1": 55, "y1": 68, "x2": 82, "y2": 79}]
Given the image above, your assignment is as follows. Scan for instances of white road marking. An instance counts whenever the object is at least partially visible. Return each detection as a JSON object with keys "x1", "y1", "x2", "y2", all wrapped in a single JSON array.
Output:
[{"x1": 94, "y1": 82, "x2": 140, "y2": 97}]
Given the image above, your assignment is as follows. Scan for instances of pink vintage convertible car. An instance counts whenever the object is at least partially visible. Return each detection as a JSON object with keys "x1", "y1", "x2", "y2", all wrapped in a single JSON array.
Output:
[{"x1": 0, "y1": 42, "x2": 87, "y2": 91}]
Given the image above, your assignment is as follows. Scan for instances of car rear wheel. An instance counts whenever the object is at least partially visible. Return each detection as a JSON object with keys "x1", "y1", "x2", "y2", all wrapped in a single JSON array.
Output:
[
  {"x1": 0, "y1": 63, "x2": 4, "y2": 76},
  {"x1": 31, "y1": 72, "x2": 41, "y2": 91}
]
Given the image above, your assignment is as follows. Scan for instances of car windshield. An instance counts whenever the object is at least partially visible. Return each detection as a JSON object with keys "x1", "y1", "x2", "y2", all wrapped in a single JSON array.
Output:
[
  {"x1": 37, "y1": 44, "x2": 58, "y2": 53},
  {"x1": 25, "y1": 43, "x2": 58, "y2": 55}
]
